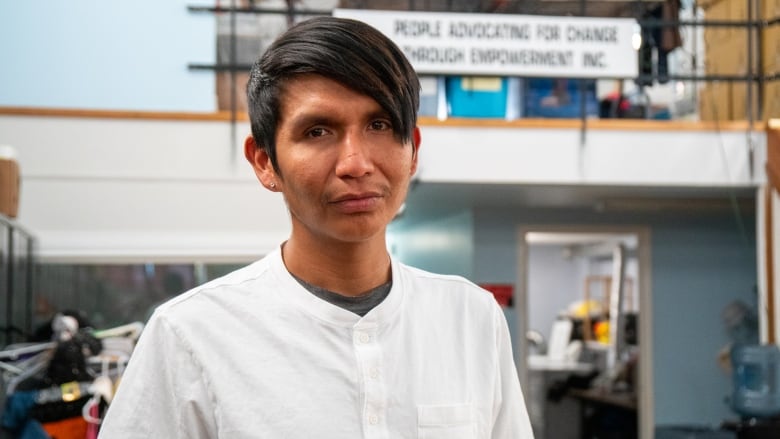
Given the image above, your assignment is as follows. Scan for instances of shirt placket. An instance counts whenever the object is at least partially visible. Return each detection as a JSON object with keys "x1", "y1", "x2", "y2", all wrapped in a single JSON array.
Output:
[{"x1": 353, "y1": 324, "x2": 388, "y2": 439}]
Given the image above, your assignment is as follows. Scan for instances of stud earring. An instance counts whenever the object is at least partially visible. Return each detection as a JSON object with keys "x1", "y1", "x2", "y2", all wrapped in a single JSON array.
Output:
[{"x1": 269, "y1": 182, "x2": 276, "y2": 189}]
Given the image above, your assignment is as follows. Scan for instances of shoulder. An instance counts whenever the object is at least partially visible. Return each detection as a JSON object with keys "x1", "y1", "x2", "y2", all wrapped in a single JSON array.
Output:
[
  {"x1": 152, "y1": 254, "x2": 278, "y2": 327},
  {"x1": 396, "y1": 262, "x2": 497, "y2": 310},
  {"x1": 398, "y1": 262, "x2": 487, "y2": 293},
  {"x1": 393, "y1": 262, "x2": 506, "y2": 348}
]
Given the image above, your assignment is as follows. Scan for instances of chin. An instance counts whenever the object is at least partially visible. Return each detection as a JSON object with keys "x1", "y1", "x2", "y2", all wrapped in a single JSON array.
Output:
[{"x1": 330, "y1": 218, "x2": 388, "y2": 243}]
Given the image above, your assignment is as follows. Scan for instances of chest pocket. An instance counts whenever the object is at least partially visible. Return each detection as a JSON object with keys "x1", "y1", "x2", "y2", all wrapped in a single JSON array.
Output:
[{"x1": 417, "y1": 404, "x2": 477, "y2": 439}]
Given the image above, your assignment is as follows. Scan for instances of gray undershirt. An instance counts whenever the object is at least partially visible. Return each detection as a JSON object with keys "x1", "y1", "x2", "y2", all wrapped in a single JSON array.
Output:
[{"x1": 290, "y1": 273, "x2": 392, "y2": 317}]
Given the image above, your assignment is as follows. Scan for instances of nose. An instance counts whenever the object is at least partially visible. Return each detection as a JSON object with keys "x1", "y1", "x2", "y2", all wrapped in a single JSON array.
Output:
[{"x1": 335, "y1": 131, "x2": 374, "y2": 178}]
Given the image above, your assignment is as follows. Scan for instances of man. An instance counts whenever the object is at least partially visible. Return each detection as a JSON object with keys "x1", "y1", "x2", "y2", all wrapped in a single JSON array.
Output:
[{"x1": 100, "y1": 16, "x2": 534, "y2": 438}]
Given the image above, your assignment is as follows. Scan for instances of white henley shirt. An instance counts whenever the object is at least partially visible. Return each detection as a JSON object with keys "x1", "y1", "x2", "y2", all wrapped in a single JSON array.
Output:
[{"x1": 99, "y1": 247, "x2": 534, "y2": 438}]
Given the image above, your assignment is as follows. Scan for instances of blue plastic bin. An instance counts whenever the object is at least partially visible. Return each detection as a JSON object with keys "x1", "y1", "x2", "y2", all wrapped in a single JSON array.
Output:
[
  {"x1": 524, "y1": 78, "x2": 598, "y2": 118},
  {"x1": 446, "y1": 76, "x2": 510, "y2": 119}
]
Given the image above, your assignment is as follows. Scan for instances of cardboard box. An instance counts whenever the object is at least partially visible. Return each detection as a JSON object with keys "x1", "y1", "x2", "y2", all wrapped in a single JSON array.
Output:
[
  {"x1": 704, "y1": 0, "x2": 733, "y2": 43},
  {"x1": 731, "y1": 0, "x2": 750, "y2": 21},
  {"x1": 765, "y1": 81, "x2": 780, "y2": 119},
  {"x1": 704, "y1": 0, "x2": 768, "y2": 46},
  {"x1": 704, "y1": 43, "x2": 725, "y2": 75},
  {"x1": 0, "y1": 157, "x2": 19, "y2": 219},
  {"x1": 703, "y1": 0, "x2": 730, "y2": 48},
  {"x1": 216, "y1": 72, "x2": 250, "y2": 113},
  {"x1": 699, "y1": 82, "x2": 732, "y2": 121},
  {"x1": 731, "y1": 82, "x2": 760, "y2": 120},
  {"x1": 763, "y1": 24, "x2": 780, "y2": 75},
  {"x1": 214, "y1": 5, "x2": 287, "y2": 113},
  {"x1": 764, "y1": 0, "x2": 780, "y2": 19},
  {"x1": 699, "y1": 86, "x2": 714, "y2": 120},
  {"x1": 704, "y1": 27, "x2": 730, "y2": 48},
  {"x1": 704, "y1": 0, "x2": 731, "y2": 20},
  {"x1": 704, "y1": 30, "x2": 759, "y2": 76},
  {"x1": 719, "y1": 30, "x2": 760, "y2": 76}
]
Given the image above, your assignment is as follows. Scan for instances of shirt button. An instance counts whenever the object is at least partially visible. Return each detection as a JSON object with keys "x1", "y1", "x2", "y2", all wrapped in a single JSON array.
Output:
[
  {"x1": 368, "y1": 414, "x2": 379, "y2": 425},
  {"x1": 369, "y1": 367, "x2": 380, "y2": 379},
  {"x1": 357, "y1": 332, "x2": 370, "y2": 344}
]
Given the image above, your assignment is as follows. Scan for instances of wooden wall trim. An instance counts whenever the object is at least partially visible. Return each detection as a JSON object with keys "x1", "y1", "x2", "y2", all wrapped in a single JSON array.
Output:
[
  {"x1": 766, "y1": 187, "x2": 776, "y2": 344},
  {"x1": 0, "y1": 106, "x2": 768, "y2": 131},
  {"x1": 768, "y1": 122, "x2": 780, "y2": 194},
  {"x1": 766, "y1": 119, "x2": 780, "y2": 344},
  {"x1": 0, "y1": 107, "x2": 249, "y2": 122},
  {"x1": 420, "y1": 116, "x2": 765, "y2": 131}
]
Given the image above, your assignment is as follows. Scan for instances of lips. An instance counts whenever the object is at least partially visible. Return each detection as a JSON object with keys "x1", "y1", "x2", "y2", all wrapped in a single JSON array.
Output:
[{"x1": 330, "y1": 192, "x2": 383, "y2": 213}]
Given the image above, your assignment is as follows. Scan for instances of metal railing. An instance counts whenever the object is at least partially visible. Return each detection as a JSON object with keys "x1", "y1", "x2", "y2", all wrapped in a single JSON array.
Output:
[
  {"x1": 187, "y1": 0, "x2": 779, "y2": 124},
  {"x1": 1, "y1": 213, "x2": 36, "y2": 347}
]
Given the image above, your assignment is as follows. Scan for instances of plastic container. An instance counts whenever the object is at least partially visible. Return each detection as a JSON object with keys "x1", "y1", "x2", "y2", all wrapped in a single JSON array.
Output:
[
  {"x1": 419, "y1": 76, "x2": 451, "y2": 120},
  {"x1": 446, "y1": 76, "x2": 522, "y2": 119},
  {"x1": 524, "y1": 78, "x2": 598, "y2": 119},
  {"x1": 731, "y1": 344, "x2": 780, "y2": 418}
]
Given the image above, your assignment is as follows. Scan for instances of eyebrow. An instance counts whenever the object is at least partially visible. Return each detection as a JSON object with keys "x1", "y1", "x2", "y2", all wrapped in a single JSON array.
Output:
[
  {"x1": 286, "y1": 113, "x2": 333, "y2": 130},
  {"x1": 286, "y1": 109, "x2": 392, "y2": 130}
]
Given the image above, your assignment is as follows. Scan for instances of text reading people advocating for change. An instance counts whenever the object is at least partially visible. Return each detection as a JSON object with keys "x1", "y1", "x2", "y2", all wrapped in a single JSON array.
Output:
[{"x1": 394, "y1": 18, "x2": 619, "y2": 44}]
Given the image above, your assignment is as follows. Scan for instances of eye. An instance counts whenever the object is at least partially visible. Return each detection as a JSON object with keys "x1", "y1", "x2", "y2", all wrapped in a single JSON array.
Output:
[
  {"x1": 305, "y1": 127, "x2": 328, "y2": 138},
  {"x1": 369, "y1": 119, "x2": 392, "y2": 131}
]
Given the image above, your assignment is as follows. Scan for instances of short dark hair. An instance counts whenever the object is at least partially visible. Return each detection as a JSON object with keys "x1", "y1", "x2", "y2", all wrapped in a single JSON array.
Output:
[{"x1": 246, "y1": 16, "x2": 420, "y2": 173}]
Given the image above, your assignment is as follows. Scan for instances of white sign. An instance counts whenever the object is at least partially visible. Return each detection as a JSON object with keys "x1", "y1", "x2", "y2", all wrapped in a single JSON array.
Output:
[{"x1": 334, "y1": 9, "x2": 639, "y2": 78}]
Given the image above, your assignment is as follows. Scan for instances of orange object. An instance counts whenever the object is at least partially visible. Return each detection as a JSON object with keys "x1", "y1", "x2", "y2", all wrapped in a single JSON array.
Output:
[
  {"x1": 594, "y1": 321, "x2": 610, "y2": 344},
  {"x1": 42, "y1": 416, "x2": 89, "y2": 439}
]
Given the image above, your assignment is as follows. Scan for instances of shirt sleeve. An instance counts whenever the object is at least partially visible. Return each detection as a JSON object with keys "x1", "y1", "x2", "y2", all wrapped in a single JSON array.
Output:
[
  {"x1": 490, "y1": 303, "x2": 535, "y2": 438},
  {"x1": 98, "y1": 312, "x2": 218, "y2": 439}
]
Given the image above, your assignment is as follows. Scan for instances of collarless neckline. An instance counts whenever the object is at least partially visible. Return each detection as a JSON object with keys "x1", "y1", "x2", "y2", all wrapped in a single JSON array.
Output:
[{"x1": 267, "y1": 246, "x2": 404, "y2": 328}]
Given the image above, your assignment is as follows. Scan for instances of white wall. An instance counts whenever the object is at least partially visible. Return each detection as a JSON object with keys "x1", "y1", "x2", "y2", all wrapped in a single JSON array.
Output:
[
  {"x1": 418, "y1": 124, "x2": 766, "y2": 187},
  {"x1": 1, "y1": 113, "x2": 767, "y2": 261},
  {"x1": 3, "y1": 116, "x2": 289, "y2": 261},
  {"x1": 526, "y1": 244, "x2": 582, "y2": 342}
]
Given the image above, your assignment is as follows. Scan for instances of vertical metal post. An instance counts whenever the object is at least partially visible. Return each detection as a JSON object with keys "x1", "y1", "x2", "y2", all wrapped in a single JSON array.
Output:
[
  {"x1": 747, "y1": 0, "x2": 757, "y2": 180},
  {"x1": 230, "y1": 0, "x2": 238, "y2": 161},
  {"x1": 607, "y1": 244, "x2": 627, "y2": 372},
  {"x1": 5, "y1": 226, "x2": 14, "y2": 346},
  {"x1": 693, "y1": 0, "x2": 699, "y2": 117},
  {"x1": 579, "y1": 0, "x2": 587, "y2": 147},
  {"x1": 748, "y1": 0, "x2": 756, "y2": 124},
  {"x1": 25, "y1": 237, "x2": 35, "y2": 338}
]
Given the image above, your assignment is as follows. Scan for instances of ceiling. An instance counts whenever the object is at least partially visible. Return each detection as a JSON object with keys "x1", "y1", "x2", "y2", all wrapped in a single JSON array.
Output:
[{"x1": 396, "y1": 181, "x2": 758, "y2": 226}]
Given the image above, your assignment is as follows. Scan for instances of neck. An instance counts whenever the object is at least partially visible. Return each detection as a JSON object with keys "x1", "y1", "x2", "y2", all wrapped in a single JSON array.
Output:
[{"x1": 282, "y1": 234, "x2": 391, "y2": 297}]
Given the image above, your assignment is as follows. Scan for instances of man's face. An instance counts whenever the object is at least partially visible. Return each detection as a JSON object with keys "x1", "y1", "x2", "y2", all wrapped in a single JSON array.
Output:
[{"x1": 257, "y1": 74, "x2": 418, "y2": 246}]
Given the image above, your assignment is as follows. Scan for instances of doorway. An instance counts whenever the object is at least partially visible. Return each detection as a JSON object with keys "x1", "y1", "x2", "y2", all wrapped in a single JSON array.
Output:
[{"x1": 516, "y1": 225, "x2": 652, "y2": 439}]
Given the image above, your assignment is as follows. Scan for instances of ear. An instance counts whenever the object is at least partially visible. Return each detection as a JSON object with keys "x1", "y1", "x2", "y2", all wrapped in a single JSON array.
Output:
[
  {"x1": 244, "y1": 135, "x2": 279, "y2": 191},
  {"x1": 410, "y1": 126, "x2": 421, "y2": 176}
]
